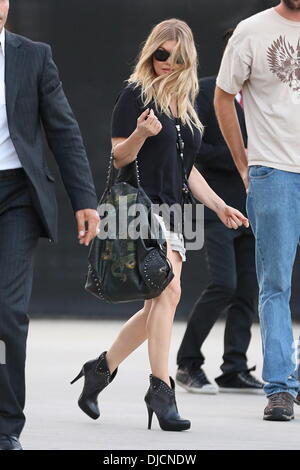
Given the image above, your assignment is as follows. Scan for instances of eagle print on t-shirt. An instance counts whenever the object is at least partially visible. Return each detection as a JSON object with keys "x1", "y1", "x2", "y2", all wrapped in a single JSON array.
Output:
[{"x1": 267, "y1": 35, "x2": 300, "y2": 104}]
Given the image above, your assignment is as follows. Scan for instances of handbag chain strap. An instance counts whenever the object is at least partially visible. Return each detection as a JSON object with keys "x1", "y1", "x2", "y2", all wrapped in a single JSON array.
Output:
[
  {"x1": 103, "y1": 150, "x2": 141, "y2": 195},
  {"x1": 175, "y1": 118, "x2": 189, "y2": 194}
]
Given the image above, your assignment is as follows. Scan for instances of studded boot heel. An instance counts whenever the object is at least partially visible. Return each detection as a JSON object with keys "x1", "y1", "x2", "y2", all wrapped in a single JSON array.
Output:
[
  {"x1": 71, "y1": 351, "x2": 117, "y2": 419},
  {"x1": 144, "y1": 374, "x2": 191, "y2": 431}
]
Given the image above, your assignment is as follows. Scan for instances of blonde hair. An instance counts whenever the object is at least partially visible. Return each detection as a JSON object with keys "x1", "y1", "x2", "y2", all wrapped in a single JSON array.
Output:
[{"x1": 128, "y1": 18, "x2": 203, "y2": 133}]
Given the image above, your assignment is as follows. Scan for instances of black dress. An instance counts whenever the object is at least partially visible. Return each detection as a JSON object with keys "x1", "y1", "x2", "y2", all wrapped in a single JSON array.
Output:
[{"x1": 111, "y1": 83, "x2": 202, "y2": 233}]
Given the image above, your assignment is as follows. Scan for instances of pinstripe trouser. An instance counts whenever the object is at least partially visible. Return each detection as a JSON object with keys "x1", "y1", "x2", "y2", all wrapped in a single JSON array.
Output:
[{"x1": 0, "y1": 169, "x2": 42, "y2": 437}]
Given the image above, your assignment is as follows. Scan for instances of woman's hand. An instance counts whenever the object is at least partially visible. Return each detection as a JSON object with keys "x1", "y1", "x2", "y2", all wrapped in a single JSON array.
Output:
[
  {"x1": 111, "y1": 109, "x2": 161, "y2": 169},
  {"x1": 216, "y1": 204, "x2": 249, "y2": 230},
  {"x1": 136, "y1": 109, "x2": 162, "y2": 139}
]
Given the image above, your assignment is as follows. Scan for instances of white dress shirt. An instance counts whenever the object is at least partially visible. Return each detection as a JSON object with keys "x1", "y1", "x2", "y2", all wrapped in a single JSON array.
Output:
[{"x1": 0, "y1": 28, "x2": 22, "y2": 170}]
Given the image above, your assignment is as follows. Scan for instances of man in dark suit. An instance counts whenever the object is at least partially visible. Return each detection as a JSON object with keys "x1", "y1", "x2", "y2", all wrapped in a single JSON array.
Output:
[
  {"x1": 0, "y1": 1, "x2": 99, "y2": 450},
  {"x1": 176, "y1": 30, "x2": 262, "y2": 395}
]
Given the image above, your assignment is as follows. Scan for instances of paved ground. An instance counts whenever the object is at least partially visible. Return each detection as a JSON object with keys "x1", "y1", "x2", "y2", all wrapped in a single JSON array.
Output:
[{"x1": 21, "y1": 319, "x2": 300, "y2": 450}]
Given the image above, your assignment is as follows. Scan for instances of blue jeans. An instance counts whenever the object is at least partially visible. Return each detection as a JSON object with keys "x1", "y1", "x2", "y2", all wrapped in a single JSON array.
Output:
[{"x1": 246, "y1": 165, "x2": 300, "y2": 398}]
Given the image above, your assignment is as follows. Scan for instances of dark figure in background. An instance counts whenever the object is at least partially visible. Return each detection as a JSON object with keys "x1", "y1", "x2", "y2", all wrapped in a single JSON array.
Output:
[
  {"x1": 176, "y1": 30, "x2": 263, "y2": 394},
  {"x1": 0, "y1": 0, "x2": 99, "y2": 450}
]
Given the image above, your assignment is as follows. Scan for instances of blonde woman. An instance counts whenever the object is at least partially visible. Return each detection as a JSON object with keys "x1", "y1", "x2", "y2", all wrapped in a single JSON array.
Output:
[{"x1": 71, "y1": 19, "x2": 249, "y2": 432}]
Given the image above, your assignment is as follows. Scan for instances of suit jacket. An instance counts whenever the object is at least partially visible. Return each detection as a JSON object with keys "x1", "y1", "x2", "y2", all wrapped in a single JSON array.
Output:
[
  {"x1": 196, "y1": 76, "x2": 248, "y2": 221},
  {"x1": 4, "y1": 30, "x2": 98, "y2": 242}
]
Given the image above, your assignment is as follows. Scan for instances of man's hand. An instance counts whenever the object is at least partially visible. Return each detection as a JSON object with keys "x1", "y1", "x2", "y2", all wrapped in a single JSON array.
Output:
[
  {"x1": 75, "y1": 209, "x2": 100, "y2": 246},
  {"x1": 241, "y1": 169, "x2": 249, "y2": 192},
  {"x1": 240, "y1": 149, "x2": 249, "y2": 192}
]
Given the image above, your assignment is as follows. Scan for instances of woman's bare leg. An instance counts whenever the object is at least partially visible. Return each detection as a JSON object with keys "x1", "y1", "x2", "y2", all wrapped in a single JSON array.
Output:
[
  {"x1": 105, "y1": 299, "x2": 152, "y2": 373},
  {"x1": 106, "y1": 244, "x2": 182, "y2": 381},
  {"x1": 146, "y1": 248, "x2": 183, "y2": 387}
]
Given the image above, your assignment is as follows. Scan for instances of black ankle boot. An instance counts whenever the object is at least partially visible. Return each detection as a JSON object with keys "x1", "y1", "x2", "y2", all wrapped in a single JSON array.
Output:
[
  {"x1": 144, "y1": 375, "x2": 191, "y2": 431},
  {"x1": 70, "y1": 351, "x2": 117, "y2": 419}
]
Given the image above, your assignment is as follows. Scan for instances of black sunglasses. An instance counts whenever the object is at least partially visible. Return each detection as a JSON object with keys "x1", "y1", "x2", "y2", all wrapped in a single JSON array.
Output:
[{"x1": 153, "y1": 48, "x2": 184, "y2": 65}]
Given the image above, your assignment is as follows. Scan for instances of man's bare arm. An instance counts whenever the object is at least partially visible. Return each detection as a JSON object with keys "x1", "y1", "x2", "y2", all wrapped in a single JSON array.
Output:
[{"x1": 214, "y1": 86, "x2": 248, "y2": 189}]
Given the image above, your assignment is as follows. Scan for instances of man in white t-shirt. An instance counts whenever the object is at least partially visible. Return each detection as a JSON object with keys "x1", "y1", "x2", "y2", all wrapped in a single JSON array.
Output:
[{"x1": 214, "y1": 0, "x2": 300, "y2": 421}]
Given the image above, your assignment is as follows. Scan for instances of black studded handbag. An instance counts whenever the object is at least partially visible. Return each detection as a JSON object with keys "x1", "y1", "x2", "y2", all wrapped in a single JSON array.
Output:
[{"x1": 85, "y1": 153, "x2": 174, "y2": 303}]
